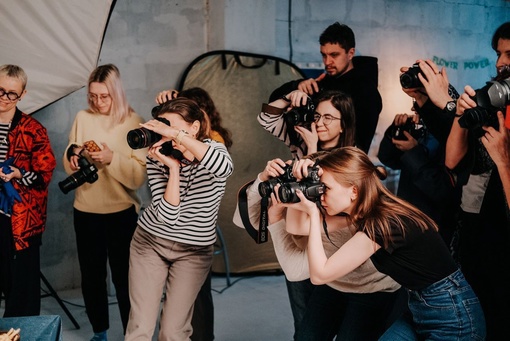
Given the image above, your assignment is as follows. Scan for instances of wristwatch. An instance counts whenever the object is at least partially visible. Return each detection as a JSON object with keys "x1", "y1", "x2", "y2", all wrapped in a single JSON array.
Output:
[{"x1": 444, "y1": 100, "x2": 457, "y2": 115}]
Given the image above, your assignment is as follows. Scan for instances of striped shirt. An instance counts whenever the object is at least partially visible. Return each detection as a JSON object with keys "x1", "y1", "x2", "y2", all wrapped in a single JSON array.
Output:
[
  {"x1": 0, "y1": 121, "x2": 38, "y2": 194},
  {"x1": 138, "y1": 140, "x2": 233, "y2": 246},
  {"x1": 258, "y1": 106, "x2": 306, "y2": 159},
  {"x1": 0, "y1": 122, "x2": 9, "y2": 161}
]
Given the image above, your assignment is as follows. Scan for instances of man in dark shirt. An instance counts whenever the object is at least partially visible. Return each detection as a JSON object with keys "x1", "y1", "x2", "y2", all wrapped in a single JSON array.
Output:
[{"x1": 270, "y1": 22, "x2": 382, "y2": 153}]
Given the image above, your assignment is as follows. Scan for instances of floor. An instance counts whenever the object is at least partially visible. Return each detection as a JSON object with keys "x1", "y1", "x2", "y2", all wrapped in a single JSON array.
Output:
[{"x1": 2, "y1": 273, "x2": 294, "y2": 341}]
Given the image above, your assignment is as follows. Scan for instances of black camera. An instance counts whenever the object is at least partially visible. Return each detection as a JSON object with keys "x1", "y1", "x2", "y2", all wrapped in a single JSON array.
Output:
[
  {"x1": 59, "y1": 156, "x2": 98, "y2": 194},
  {"x1": 400, "y1": 63, "x2": 423, "y2": 89},
  {"x1": 258, "y1": 164, "x2": 295, "y2": 198},
  {"x1": 278, "y1": 166, "x2": 325, "y2": 203},
  {"x1": 127, "y1": 117, "x2": 170, "y2": 149},
  {"x1": 458, "y1": 79, "x2": 510, "y2": 135},
  {"x1": 390, "y1": 117, "x2": 427, "y2": 141},
  {"x1": 284, "y1": 99, "x2": 316, "y2": 127}
]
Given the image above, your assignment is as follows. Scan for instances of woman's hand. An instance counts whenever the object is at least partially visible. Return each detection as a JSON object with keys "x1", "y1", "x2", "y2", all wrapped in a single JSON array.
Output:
[
  {"x1": 148, "y1": 143, "x2": 180, "y2": 170},
  {"x1": 295, "y1": 123, "x2": 319, "y2": 153},
  {"x1": 275, "y1": 186, "x2": 319, "y2": 217},
  {"x1": 481, "y1": 111, "x2": 510, "y2": 168},
  {"x1": 261, "y1": 158, "x2": 290, "y2": 182},
  {"x1": 286, "y1": 90, "x2": 311, "y2": 108},
  {"x1": 88, "y1": 143, "x2": 113, "y2": 165},
  {"x1": 456, "y1": 85, "x2": 477, "y2": 116},
  {"x1": 416, "y1": 59, "x2": 453, "y2": 109},
  {"x1": 268, "y1": 191, "x2": 287, "y2": 224},
  {"x1": 291, "y1": 158, "x2": 320, "y2": 181},
  {"x1": 139, "y1": 119, "x2": 178, "y2": 140},
  {"x1": 155, "y1": 89, "x2": 178, "y2": 104}
]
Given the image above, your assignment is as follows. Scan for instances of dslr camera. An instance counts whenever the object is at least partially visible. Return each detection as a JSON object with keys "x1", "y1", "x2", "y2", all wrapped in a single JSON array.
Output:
[
  {"x1": 258, "y1": 164, "x2": 295, "y2": 198},
  {"x1": 278, "y1": 166, "x2": 325, "y2": 203},
  {"x1": 390, "y1": 117, "x2": 427, "y2": 141},
  {"x1": 127, "y1": 116, "x2": 170, "y2": 149},
  {"x1": 59, "y1": 156, "x2": 98, "y2": 194},
  {"x1": 458, "y1": 79, "x2": 510, "y2": 136},
  {"x1": 284, "y1": 98, "x2": 316, "y2": 128},
  {"x1": 400, "y1": 63, "x2": 423, "y2": 89},
  {"x1": 127, "y1": 115, "x2": 189, "y2": 160}
]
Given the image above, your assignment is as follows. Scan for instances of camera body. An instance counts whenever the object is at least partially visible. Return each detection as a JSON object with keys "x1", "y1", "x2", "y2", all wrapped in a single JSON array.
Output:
[
  {"x1": 59, "y1": 156, "x2": 98, "y2": 194},
  {"x1": 400, "y1": 63, "x2": 423, "y2": 89},
  {"x1": 127, "y1": 117, "x2": 170, "y2": 149},
  {"x1": 390, "y1": 117, "x2": 427, "y2": 141},
  {"x1": 258, "y1": 164, "x2": 295, "y2": 198},
  {"x1": 458, "y1": 79, "x2": 510, "y2": 135},
  {"x1": 284, "y1": 99, "x2": 316, "y2": 128},
  {"x1": 278, "y1": 166, "x2": 325, "y2": 203}
]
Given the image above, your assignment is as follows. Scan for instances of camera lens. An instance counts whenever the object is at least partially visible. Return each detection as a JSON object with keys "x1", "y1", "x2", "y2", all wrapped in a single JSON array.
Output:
[
  {"x1": 127, "y1": 128, "x2": 161, "y2": 149},
  {"x1": 278, "y1": 183, "x2": 300, "y2": 203},
  {"x1": 400, "y1": 64, "x2": 423, "y2": 89},
  {"x1": 59, "y1": 157, "x2": 99, "y2": 194}
]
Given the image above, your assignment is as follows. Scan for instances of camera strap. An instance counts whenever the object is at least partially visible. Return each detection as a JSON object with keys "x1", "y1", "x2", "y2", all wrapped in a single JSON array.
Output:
[{"x1": 237, "y1": 180, "x2": 268, "y2": 244}]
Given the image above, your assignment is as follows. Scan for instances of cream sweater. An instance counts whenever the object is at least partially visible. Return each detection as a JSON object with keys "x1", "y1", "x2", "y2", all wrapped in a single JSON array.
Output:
[{"x1": 62, "y1": 110, "x2": 147, "y2": 214}]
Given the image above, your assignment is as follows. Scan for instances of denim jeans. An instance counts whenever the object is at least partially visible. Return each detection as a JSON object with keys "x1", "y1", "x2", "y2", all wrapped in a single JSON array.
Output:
[{"x1": 380, "y1": 269, "x2": 486, "y2": 340}]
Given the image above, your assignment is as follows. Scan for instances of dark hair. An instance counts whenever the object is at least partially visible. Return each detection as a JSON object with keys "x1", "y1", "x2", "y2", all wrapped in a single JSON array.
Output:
[
  {"x1": 154, "y1": 98, "x2": 210, "y2": 141},
  {"x1": 319, "y1": 22, "x2": 355, "y2": 51},
  {"x1": 492, "y1": 22, "x2": 510, "y2": 51},
  {"x1": 179, "y1": 87, "x2": 233, "y2": 149},
  {"x1": 315, "y1": 90, "x2": 356, "y2": 149}
]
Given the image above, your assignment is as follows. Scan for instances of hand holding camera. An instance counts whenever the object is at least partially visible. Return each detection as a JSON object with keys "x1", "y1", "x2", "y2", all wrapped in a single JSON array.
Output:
[
  {"x1": 389, "y1": 114, "x2": 422, "y2": 151},
  {"x1": 400, "y1": 60, "x2": 453, "y2": 109}
]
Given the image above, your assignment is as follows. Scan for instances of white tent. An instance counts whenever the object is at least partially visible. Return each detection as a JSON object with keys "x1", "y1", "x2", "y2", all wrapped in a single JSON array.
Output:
[{"x1": 0, "y1": 0, "x2": 114, "y2": 113}]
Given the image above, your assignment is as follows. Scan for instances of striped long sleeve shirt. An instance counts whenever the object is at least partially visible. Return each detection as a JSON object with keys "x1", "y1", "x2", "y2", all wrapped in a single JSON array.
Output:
[
  {"x1": 138, "y1": 140, "x2": 233, "y2": 246},
  {"x1": 258, "y1": 104, "x2": 306, "y2": 160}
]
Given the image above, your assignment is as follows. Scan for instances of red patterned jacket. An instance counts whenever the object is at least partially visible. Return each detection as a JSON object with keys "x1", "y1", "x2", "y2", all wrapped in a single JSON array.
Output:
[{"x1": 6, "y1": 108, "x2": 56, "y2": 250}]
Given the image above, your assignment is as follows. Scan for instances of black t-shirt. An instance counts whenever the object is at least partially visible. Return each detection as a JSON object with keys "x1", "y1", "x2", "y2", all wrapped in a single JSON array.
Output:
[{"x1": 369, "y1": 216, "x2": 458, "y2": 290}]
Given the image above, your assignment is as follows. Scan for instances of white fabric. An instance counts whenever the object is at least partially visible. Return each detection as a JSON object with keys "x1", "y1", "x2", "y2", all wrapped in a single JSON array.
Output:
[{"x1": 0, "y1": 0, "x2": 113, "y2": 114}]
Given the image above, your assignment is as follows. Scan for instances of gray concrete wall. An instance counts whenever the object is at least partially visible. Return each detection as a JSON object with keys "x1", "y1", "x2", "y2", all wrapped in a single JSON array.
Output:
[{"x1": 35, "y1": 0, "x2": 510, "y2": 290}]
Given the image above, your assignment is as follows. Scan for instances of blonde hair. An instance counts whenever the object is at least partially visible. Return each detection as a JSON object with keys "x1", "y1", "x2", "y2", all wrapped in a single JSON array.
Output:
[
  {"x1": 318, "y1": 147, "x2": 438, "y2": 248},
  {"x1": 0, "y1": 64, "x2": 28, "y2": 90},
  {"x1": 87, "y1": 64, "x2": 133, "y2": 124}
]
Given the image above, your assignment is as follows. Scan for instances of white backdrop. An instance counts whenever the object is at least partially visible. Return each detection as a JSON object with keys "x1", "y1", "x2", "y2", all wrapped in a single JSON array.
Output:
[{"x1": 0, "y1": 0, "x2": 113, "y2": 113}]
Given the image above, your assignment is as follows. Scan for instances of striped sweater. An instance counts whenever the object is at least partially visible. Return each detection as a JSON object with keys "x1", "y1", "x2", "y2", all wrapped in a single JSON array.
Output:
[
  {"x1": 138, "y1": 140, "x2": 233, "y2": 246},
  {"x1": 258, "y1": 105, "x2": 306, "y2": 159}
]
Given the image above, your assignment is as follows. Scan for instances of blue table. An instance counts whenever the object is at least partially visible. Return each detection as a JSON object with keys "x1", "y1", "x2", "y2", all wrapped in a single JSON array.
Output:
[{"x1": 0, "y1": 315, "x2": 62, "y2": 341}]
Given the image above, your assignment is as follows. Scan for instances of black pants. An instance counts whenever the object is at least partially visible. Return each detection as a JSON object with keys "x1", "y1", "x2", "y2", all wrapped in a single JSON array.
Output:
[
  {"x1": 191, "y1": 269, "x2": 214, "y2": 341},
  {"x1": 287, "y1": 277, "x2": 408, "y2": 341},
  {"x1": 74, "y1": 206, "x2": 137, "y2": 334},
  {"x1": 0, "y1": 214, "x2": 41, "y2": 317}
]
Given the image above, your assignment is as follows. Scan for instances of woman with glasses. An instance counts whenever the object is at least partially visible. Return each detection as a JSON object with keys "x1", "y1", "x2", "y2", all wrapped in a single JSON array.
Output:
[
  {"x1": 62, "y1": 64, "x2": 147, "y2": 341},
  {"x1": 258, "y1": 89, "x2": 355, "y2": 160},
  {"x1": 0, "y1": 64, "x2": 56, "y2": 318}
]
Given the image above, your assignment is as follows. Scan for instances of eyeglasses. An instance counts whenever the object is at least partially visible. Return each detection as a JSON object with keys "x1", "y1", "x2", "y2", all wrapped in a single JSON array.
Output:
[
  {"x1": 88, "y1": 93, "x2": 111, "y2": 103},
  {"x1": 0, "y1": 87, "x2": 22, "y2": 101},
  {"x1": 314, "y1": 112, "x2": 341, "y2": 126}
]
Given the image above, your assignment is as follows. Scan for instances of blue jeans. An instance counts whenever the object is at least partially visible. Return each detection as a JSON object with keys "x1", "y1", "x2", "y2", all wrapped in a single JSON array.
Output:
[{"x1": 380, "y1": 269, "x2": 486, "y2": 340}]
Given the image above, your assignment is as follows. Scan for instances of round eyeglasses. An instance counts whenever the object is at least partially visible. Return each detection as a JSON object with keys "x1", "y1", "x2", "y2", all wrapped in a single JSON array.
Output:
[
  {"x1": 88, "y1": 93, "x2": 111, "y2": 103},
  {"x1": 0, "y1": 88, "x2": 22, "y2": 102},
  {"x1": 314, "y1": 112, "x2": 341, "y2": 126}
]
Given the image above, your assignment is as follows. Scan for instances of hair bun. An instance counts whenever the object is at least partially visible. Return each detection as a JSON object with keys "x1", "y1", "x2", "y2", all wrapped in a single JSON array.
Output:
[{"x1": 375, "y1": 165, "x2": 388, "y2": 180}]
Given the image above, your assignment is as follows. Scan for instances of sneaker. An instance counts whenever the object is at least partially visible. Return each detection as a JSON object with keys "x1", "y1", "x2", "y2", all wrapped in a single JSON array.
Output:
[{"x1": 90, "y1": 331, "x2": 107, "y2": 341}]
